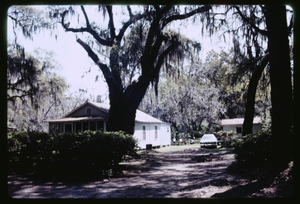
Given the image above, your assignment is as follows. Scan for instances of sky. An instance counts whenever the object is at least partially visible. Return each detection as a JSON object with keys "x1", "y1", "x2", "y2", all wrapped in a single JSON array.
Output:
[{"x1": 7, "y1": 5, "x2": 229, "y2": 104}]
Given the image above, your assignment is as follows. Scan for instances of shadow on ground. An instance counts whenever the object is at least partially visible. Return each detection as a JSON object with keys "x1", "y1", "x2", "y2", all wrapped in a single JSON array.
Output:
[{"x1": 7, "y1": 148, "x2": 293, "y2": 198}]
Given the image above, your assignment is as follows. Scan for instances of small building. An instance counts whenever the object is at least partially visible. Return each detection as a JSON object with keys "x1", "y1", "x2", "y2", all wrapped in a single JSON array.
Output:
[
  {"x1": 221, "y1": 117, "x2": 262, "y2": 136},
  {"x1": 7, "y1": 126, "x2": 17, "y2": 132},
  {"x1": 44, "y1": 101, "x2": 171, "y2": 149}
]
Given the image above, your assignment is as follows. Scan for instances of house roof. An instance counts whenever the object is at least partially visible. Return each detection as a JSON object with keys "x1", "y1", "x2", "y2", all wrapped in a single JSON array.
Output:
[
  {"x1": 89, "y1": 101, "x2": 164, "y2": 123},
  {"x1": 221, "y1": 117, "x2": 262, "y2": 126},
  {"x1": 44, "y1": 101, "x2": 165, "y2": 124},
  {"x1": 63, "y1": 101, "x2": 109, "y2": 118}
]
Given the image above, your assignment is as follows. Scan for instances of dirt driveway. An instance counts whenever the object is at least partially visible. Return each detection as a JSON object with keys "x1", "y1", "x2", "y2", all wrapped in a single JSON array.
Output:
[
  {"x1": 8, "y1": 147, "x2": 238, "y2": 198},
  {"x1": 8, "y1": 147, "x2": 289, "y2": 198}
]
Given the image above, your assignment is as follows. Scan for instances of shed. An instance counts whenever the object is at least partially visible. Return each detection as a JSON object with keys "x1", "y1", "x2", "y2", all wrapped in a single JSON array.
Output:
[
  {"x1": 221, "y1": 117, "x2": 262, "y2": 136},
  {"x1": 44, "y1": 101, "x2": 171, "y2": 149},
  {"x1": 7, "y1": 126, "x2": 17, "y2": 132}
]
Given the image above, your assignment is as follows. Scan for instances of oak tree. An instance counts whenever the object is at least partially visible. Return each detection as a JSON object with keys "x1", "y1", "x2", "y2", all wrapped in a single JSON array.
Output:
[
  {"x1": 225, "y1": 5, "x2": 293, "y2": 141},
  {"x1": 54, "y1": 5, "x2": 212, "y2": 134}
]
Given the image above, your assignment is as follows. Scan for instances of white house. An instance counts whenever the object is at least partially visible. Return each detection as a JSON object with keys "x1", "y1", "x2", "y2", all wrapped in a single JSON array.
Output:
[
  {"x1": 221, "y1": 117, "x2": 262, "y2": 136},
  {"x1": 44, "y1": 101, "x2": 171, "y2": 149}
]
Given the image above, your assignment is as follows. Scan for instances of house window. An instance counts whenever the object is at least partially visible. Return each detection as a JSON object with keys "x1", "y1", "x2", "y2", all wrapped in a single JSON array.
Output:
[
  {"x1": 155, "y1": 126, "x2": 158, "y2": 139},
  {"x1": 236, "y1": 127, "x2": 242, "y2": 134},
  {"x1": 86, "y1": 107, "x2": 92, "y2": 115},
  {"x1": 143, "y1": 126, "x2": 146, "y2": 140}
]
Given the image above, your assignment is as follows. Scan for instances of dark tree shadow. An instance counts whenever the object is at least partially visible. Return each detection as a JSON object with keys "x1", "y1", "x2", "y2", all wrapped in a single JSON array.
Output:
[
  {"x1": 212, "y1": 162, "x2": 294, "y2": 198},
  {"x1": 8, "y1": 150, "x2": 292, "y2": 198}
]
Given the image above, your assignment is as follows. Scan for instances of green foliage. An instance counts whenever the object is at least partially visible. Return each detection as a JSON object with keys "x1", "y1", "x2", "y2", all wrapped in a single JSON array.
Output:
[
  {"x1": 189, "y1": 130, "x2": 203, "y2": 138},
  {"x1": 229, "y1": 130, "x2": 272, "y2": 170},
  {"x1": 140, "y1": 63, "x2": 225, "y2": 134},
  {"x1": 215, "y1": 131, "x2": 239, "y2": 147},
  {"x1": 7, "y1": 44, "x2": 70, "y2": 132},
  {"x1": 7, "y1": 131, "x2": 137, "y2": 181}
]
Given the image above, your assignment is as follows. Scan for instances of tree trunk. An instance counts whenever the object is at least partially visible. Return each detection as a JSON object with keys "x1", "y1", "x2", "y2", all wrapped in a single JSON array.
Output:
[
  {"x1": 107, "y1": 76, "x2": 151, "y2": 135},
  {"x1": 266, "y1": 5, "x2": 293, "y2": 165},
  {"x1": 107, "y1": 96, "x2": 137, "y2": 135},
  {"x1": 242, "y1": 54, "x2": 269, "y2": 136}
]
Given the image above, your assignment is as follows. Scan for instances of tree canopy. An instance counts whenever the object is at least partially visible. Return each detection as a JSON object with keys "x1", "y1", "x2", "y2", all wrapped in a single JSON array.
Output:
[{"x1": 46, "y1": 5, "x2": 216, "y2": 134}]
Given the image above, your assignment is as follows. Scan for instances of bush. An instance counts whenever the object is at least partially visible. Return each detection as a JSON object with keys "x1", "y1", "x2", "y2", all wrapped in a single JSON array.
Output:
[
  {"x1": 7, "y1": 131, "x2": 137, "y2": 181},
  {"x1": 231, "y1": 130, "x2": 272, "y2": 168},
  {"x1": 190, "y1": 130, "x2": 203, "y2": 139},
  {"x1": 215, "y1": 131, "x2": 239, "y2": 147}
]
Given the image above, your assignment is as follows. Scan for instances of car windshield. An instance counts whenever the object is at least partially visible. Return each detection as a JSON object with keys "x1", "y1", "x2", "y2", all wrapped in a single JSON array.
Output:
[{"x1": 201, "y1": 134, "x2": 216, "y2": 141}]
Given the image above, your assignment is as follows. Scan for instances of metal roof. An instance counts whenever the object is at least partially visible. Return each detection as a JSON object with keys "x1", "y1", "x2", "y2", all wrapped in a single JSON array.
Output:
[
  {"x1": 44, "y1": 101, "x2": 165, "y2": 124},
  {"x1": 89, "y1": 102, "x2": 164, "y2": 123},
  {"x1": 221, "y1": 117, "x2": 262, "y2": 126}
]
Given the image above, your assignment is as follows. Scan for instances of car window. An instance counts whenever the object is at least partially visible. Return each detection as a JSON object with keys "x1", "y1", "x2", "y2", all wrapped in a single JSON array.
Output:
[
  {"x1": 201, "y1": 135, "x2": 216, "y2": 140},
  {"x1": 203, "y1": 135, "x2": 212, "y2": 139}
]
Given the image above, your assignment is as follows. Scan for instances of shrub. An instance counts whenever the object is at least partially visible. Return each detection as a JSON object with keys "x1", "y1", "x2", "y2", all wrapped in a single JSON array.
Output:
[
  {"x1": 189, "y1": 130, "x2": 203, "y2": 139},
  {"x1": 215, "y1": 131, "x2": 239, "y2": 147},
  {"x1": 7, "y1": 131, "x2": 137, "y2": 181},
  {"x1": 230, "y1": 130, "x2": 272, "y2": 169}
]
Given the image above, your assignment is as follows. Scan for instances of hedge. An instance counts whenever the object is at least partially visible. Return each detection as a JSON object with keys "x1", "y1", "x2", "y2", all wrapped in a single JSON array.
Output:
[
  {"x1": 7, "y1": 131, "x2": 137, "y2": 181},
  {"x1": 233, "y1": 130, "x2": 272, "y2": 166},
  {"x1": 227, "y1": 130, "x2": 273, "y2": 173},
  {"x1": 215, "y1": 130, "x2": 239, "y2": 147}
]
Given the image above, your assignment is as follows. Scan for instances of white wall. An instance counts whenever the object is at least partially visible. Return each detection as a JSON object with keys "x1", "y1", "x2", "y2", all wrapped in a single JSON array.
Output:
[
  {"x1": 160, "y1": 123, "x2": 171, "y2": 147},
  {"x1": 134, "y1": 123, "x2": 153, "y2": 149},
  {"x1": 134, "y1": 122, "x2": 171, "y2": 149},
  {"x1": 252, "y1": 124, "x2": 262, "y2": 133},
  {"x1": 223, "y1": 124, "x2": 262, "y2": 136},
  {"x1": 223, "y1": 125, "x2": 241, "y2": 136}
]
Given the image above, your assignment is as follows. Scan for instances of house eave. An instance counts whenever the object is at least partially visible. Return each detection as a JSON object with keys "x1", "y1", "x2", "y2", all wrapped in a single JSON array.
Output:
[
  {"x1": 44, "y1": 116, "x2": 106, "y2": 123},
  {"x1": 221, "y1": 117, "x2": 262, "y2": 126}
]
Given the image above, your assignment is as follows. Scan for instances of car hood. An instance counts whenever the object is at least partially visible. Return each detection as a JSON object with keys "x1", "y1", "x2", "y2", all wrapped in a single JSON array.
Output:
[
  {"x1": 200, "y1": 135, "x2": 217, "y2": 142},
  {"x1": 200, "y1": 138, "x2": 217, "y2": 142}
]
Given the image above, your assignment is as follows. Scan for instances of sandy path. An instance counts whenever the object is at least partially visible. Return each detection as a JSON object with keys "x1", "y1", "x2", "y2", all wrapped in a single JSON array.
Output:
[{"x1": 8, "y1": 148, "x2": 237, "y2": 198}]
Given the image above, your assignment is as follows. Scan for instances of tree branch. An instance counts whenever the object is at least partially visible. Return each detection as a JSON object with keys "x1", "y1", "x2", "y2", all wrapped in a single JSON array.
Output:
[
  {"x1": 76, "y1": 38, "x2": 111, "y2": 79},
  {"x1": 161, "y1": 5, "x2": 173, "y2": 14},
  {"x1": 233, "y1": 5, "x2": 268, "y2": 36},
  {"x1": 142, "y1": 9, "x2": 163, "y2": 64},
  {"x1": 80, "y1": 5, "x2": 90, "y2": 28},
  {"x1": 106, "y1": 6, "x2": 116, "y2": 39},
  {"x1": 61, "y1": 10, "x2": 113, "y2": 46},
  {"x1": 127, "y1": 5, "x2": 133, "y2": 18},
  {"x1": 116, "y1": 12, "x2": 147, "y2": 42},
  {"x1": 155, "y1": 38, "x2": 178, "y2": 72},
  {"x1": 147, "y1": 33, "x2": 164, "y2": 66},
  {"x1": 164, "y1": 5, "x2": 212, "y2": 26},
  {"x1": 7, "y1": 92, "x2": 31, "y2": 102},
  {"x1": 143, "y1": 5, "x2": 212, "y2": 69}
]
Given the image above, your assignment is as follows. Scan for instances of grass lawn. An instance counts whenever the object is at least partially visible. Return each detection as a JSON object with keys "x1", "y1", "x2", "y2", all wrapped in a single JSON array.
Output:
[{"x1": 136, "y1": 138, "x2": 234, "y2": 154}]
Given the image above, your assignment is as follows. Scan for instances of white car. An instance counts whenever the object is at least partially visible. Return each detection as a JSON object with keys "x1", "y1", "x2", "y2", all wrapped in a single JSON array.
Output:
[{"x1": 200, "y1": 134, "x2": 218, "y2": 148}]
